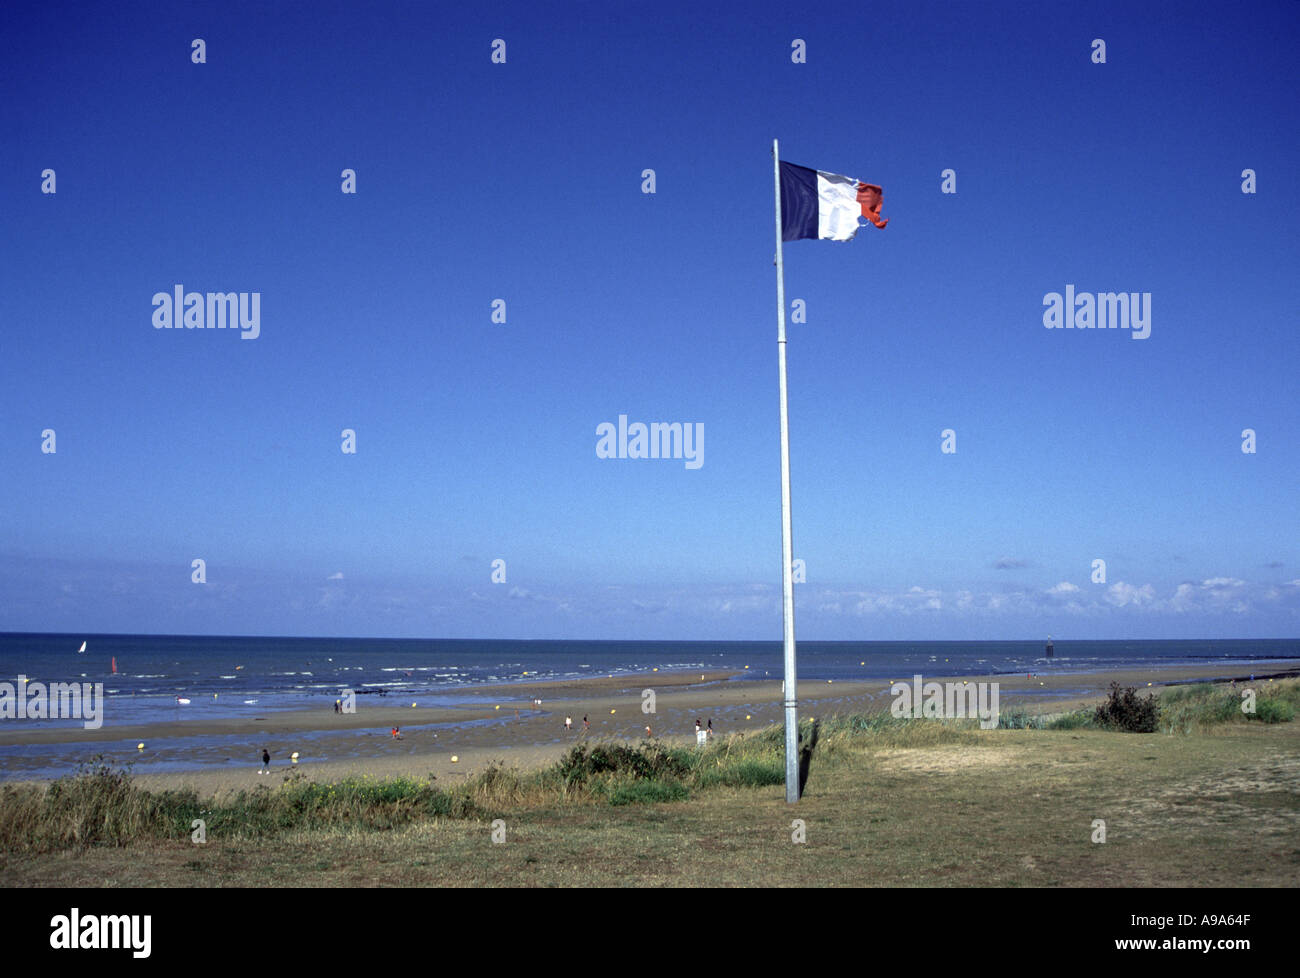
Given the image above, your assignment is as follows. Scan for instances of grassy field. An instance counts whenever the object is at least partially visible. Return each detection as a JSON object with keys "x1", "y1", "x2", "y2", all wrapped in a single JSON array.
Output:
[{"x1": 3, "y1": 680, "x2": 1297, "y2": 887}]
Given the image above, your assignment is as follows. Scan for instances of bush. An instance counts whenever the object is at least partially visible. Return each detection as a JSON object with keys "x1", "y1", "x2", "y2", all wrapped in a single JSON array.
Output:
[
  {"x1": 1249, "y1": 699, "x2": 1295, "y2": 724},
  {"x1": 556, "y1": 743, "x2": 693, "y2": 786},
  {"x1": 1094, "y1": 682, "x2": 1160, "y2": 732}
]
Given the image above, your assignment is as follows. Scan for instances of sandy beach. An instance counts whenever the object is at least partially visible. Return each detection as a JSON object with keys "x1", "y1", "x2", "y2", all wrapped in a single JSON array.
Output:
[{"x1": 4, "y1": 659, "x2": 1295, "y2": 799}]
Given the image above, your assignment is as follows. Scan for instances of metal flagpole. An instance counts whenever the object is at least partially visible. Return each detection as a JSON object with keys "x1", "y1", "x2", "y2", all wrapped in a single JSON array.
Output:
[{"x1": 772, "y1": 138, "x2": 799, "y2": 803}]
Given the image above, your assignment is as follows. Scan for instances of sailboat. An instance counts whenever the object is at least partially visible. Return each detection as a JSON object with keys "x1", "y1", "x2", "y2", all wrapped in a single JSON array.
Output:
[
  {"x1": 111, "y1": 656, "x2": 118, "y2": 675},
  {"x1": 77, "y1": 641, "x2": 86, "y2": 653}
]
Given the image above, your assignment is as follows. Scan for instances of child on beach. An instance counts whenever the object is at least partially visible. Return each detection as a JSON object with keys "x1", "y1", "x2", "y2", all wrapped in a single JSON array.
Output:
[
  {"x1": 260, "y1": 749, "x2": 270, "y2": 774},
  {"x1": 582, "y1": 715, "x2": 589, "y2": 731},
  {"x1": 565, "y1": 716, "x2": 572, "y2": 731}
]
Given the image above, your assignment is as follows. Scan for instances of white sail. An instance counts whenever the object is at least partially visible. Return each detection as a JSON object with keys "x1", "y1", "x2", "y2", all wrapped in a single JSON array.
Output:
[{"x1": 77, "y1": 641, "x2": 87, "y2": 653}]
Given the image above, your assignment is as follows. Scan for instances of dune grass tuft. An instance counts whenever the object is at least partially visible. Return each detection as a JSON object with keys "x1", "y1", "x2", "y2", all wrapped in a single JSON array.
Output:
[{"x1": 1156, "y1": 678, "x2": 1298, "y2": 733}]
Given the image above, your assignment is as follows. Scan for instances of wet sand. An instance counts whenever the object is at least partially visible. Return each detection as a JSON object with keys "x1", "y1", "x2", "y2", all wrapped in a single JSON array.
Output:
[{"x1": 4, "y1": 662, "x2": 1295, "y2": 798}]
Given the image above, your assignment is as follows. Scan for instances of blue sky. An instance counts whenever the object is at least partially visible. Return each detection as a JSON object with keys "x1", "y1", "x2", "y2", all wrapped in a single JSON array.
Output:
[{"x1": 2, "y1": 0, "x2": 1297, "y2": 640}]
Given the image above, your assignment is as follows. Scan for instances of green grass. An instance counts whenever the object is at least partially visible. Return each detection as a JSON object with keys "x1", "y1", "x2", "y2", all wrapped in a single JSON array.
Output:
[
  {"x1": 997, "y1": 708, "x2": 1047, "y2": 730},
  {"x1": 0, "y1": 718, "x2": 974, "y2": 853},
  {"x1": 0, "y1": 759, "x2": 479, "y2": 853},
  {"x1": 1156, "y1": 679, "x2": 1299, "y2": 734},
  {"x1": 604, "y1": 778, "x2": 691, "y2": 806},
  {"x1": 6, "y1": 718, "x2": 1297, "y2": 887},
  {"x1": 2, "y1": 679, "x2": 1294, "y2": 861}
]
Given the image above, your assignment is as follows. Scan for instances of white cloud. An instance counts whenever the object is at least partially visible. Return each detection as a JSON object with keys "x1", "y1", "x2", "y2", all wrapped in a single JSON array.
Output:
[{"x1": 1105, "y1": 581, "x2": 1156, "y2": 607}]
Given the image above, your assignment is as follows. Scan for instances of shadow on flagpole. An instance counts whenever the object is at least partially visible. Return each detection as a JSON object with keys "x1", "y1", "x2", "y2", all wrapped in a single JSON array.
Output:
[{"x1": 798, "y1": 718, "x2": 821, "y2": 797}]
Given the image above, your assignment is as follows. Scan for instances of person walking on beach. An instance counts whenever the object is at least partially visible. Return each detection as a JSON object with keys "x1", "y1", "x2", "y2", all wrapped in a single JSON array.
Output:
[
  {"x1": 582, "y1": 715, "x2": 589, "y2": 732},
  {"x1": 707, "y1": 718, "x2": 714, "y2": 740},
  {"x1": 334, "y1": 699, "x2": 341, "y2": 713},
  {"x1": 260, "y1": 748, "x2": 270, "y2": 774},
  {"x1": 565, "y1": 715, "x2": 572, "y2": 731}
]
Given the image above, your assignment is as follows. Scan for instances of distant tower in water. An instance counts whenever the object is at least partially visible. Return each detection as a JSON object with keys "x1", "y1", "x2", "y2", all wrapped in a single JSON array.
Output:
[{"x1": 1045, "y1": 634, "x2": 1054, "y2": 658}]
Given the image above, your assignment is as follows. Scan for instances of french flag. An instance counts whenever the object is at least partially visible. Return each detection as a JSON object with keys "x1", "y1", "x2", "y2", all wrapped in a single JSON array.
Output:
[{"x1": 780, "y1": 161, "x2": 888, "y2": 241}]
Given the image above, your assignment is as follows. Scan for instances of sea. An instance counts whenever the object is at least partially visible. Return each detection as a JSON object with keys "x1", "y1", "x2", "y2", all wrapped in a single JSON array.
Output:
[{"x1": 1, "y1": 633, "x2": 1296, "y2": 779}]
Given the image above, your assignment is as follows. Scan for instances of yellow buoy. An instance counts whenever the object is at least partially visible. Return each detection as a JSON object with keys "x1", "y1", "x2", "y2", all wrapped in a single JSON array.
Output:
[
  {"x1": 827, "y1": 680, "x2": 833, "y2": 684},
  {"x1": 653, "y1": 667, "x2": 658, "y2": 672},
  {"x1": 411, "y1": 702, "x2": 417, "y2": 707},
  {"x1": 746, "y1": 714, "x2": 751, "y2": 720},
  {"x1": 610, "y1": 708, "x2": 616, "y2": 714},
  {"x1": 495, "y1": 705, "x2": 500, "y2": 710},
  {"x1": 136, "y1": 743, "x2": 145, "y2": 750},
  {"x1": 744, "y1": 665, "x2": 749, "y2": 670}
]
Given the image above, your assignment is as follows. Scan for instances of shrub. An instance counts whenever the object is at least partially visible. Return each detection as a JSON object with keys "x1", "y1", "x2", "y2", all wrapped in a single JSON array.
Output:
[
  {"x1": 1249, "y1": 699, "x2": 1295, "y2": 724},
  {"x1": 556, "y1": 743, "x2": 693, "y2": 786},
  {"x1": 1094, "y1": 682, "x2": 1160, "y2": 732}
]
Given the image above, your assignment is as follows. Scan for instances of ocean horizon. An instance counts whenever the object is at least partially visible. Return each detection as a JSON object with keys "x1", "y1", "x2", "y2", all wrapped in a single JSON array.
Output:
[
  {"x1": 2, "y1": 631, "x2": 1296, "y2": 728},
  {"x1": 2, "y1": 631, "x2": 1297, "y2": 781}
]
